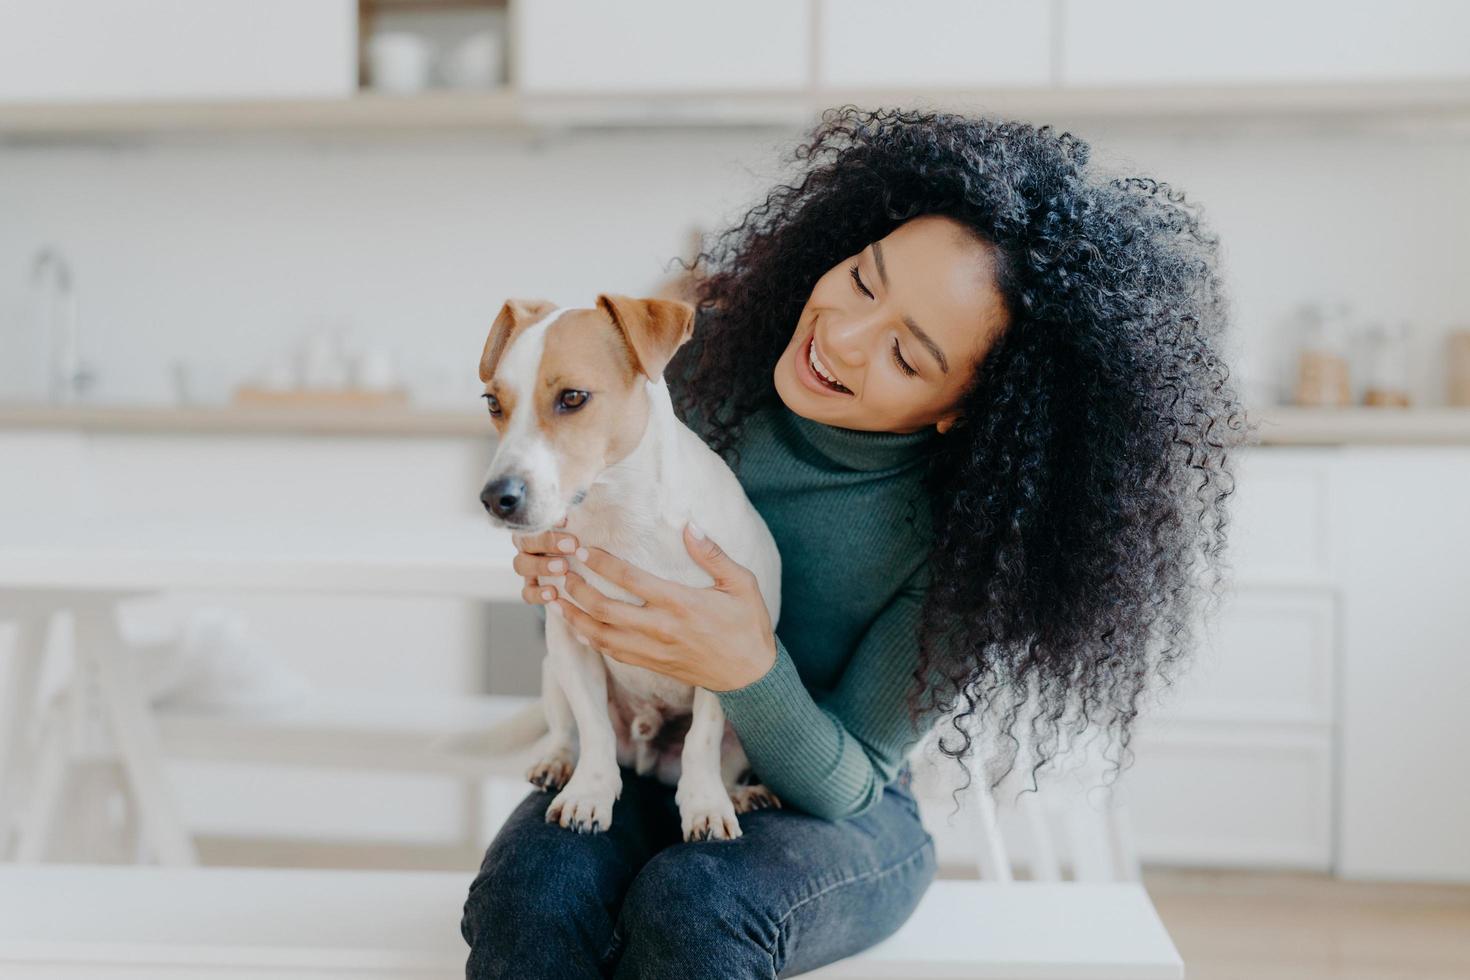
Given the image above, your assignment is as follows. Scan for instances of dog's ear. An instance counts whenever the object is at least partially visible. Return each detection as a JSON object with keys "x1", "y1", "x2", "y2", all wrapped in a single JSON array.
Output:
[
  {"x1": 480, "y1": 298, "x2": 556, "y2": 383},
  {"x1": 596, "y1": 293, "x2": 695, "y2": 382}
]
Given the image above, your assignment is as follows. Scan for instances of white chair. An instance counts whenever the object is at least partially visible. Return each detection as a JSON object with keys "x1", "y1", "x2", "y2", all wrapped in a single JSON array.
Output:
[{"x1": 908, "y1": 724, "x2": 1144, "y2": 884}]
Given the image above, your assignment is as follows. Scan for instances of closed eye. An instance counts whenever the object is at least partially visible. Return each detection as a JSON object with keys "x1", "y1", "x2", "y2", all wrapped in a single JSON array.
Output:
[
  {"x1": 890, "y1": 339, "x2": 917, "y2": 377},
  {"x1": 848, "y1": 262, "x2": 873, "y2": 299}
]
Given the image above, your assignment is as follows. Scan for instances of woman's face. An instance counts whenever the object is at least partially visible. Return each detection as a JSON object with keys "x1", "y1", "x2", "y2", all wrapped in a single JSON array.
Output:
[{"x1": 773, "y1": 214, "x2": 1009, "y2": 434}]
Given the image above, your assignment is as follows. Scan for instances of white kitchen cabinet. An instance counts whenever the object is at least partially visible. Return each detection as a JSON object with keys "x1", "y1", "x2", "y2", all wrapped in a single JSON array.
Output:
[
  {"x1": 1117, "y1": 449, "x2": 1340, "y2": 871},
  {"x1": 817, "y1": 0, "x2": 1052, "y2": 89},
  {"x1": 0, "y1": 0, "x2": 357, "y2": 103},
  {"x1": 1061, "y1": 0, "x2": 1470, "y2": 87},
  {"x1": 513, "y1": 0, "x2": 810, "y2": 94},
  {"x1": 1331, "y1": 448, "x2": 1470, "y2": 882}
]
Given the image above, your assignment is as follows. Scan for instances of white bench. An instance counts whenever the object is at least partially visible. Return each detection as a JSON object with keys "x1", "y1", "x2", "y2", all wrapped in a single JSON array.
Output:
[{"x1": 0, "y1": 865, "x2": 1183, "y2": 979}]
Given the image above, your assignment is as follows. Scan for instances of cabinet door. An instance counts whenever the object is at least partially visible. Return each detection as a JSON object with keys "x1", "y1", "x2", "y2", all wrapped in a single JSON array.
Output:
[
  {"x1": 1333, "y1": 448, "x2": 1470, "y2": 882},
  {"x1": 514, "y1": 0, "x2": 810, "y2": 94},
  {"x1": 1121, "y1": 721, "x2": 1334, "y2": 869},
  {"x1": 0, "y1": 0, "x2": 356, "y2": 103},
  {"x1": 818, "y1": 0, "x2": 1052, "y2": 89},
  {"x1": 1061, "y1": 0, "x2": 1470, "y2": 86}
]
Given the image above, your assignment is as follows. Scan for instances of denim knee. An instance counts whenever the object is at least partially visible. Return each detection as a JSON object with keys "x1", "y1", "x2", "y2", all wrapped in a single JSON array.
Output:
[
  {"x1": 611, "y1": 846, "x2": 778, "y2": 977},
  {"x1": 462, "y1": 826, "x2": 624, "y2": 979}
]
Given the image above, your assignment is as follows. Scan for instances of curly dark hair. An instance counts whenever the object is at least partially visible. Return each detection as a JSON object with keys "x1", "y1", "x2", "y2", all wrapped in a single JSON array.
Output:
[{"x1": 665, "y1": 105, "x2": 1254, "y2": 799}]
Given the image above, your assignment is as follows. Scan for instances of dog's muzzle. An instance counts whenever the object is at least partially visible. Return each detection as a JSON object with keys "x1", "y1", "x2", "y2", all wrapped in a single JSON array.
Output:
[{"x1": 481, "y1": 475, "x2": 527, "y2": 521}]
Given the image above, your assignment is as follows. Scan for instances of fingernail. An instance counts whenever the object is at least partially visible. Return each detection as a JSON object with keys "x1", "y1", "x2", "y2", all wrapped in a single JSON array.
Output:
[
  {"x1": 548, "y1": 559, "x2": 566, "y2": 573},
  {"x1": 575, "y1": 547, "x2": 589, "y2": 562},
  {"x1": 575, "y1": 633, "x2": 589, "y2": 645},
  {"x1": 558, "y1": 537, "x2": 575, "y2": 553},
  {"x1": 541, "y1": 588, "x2": 554, "y2": 600},
  {"x1": 687, "y1": 520, "x2": 705, "y2": 540}
]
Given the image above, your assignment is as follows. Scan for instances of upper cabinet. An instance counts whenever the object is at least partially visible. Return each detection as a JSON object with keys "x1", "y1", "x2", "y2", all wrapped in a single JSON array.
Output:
[
  {"x1": 0, "y1": 0, "x2": 357, "y2": 103},
  {"x1": 513, "y1": 0, "x2": 810, "y2": 94},
  {"x1": 817, "y1": 0, "x2": 1052, "y2": 89},
  {"x1": 1061, "y1": 0, "x2": 1470, "y2": 86}
]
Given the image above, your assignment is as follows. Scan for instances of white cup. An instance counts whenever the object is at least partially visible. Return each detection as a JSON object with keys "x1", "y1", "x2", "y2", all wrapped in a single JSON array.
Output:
[{"x1": 368, "y1": 32, "x2": 435, "y2": 94}]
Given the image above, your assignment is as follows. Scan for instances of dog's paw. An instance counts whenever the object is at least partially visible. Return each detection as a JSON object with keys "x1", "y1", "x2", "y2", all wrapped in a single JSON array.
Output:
[
  {"x1": 730, "y1": 783, "x2": 782, "y2": 814},
  {"x1": 545, "y1": 770, "x2": 620, "y2": 834},
  {"x1": 677, "y1": 783, "x2": 742, "y2": 842},
  {"x1": 526, "y1": 750, "x2": 574, "y2": 792}
]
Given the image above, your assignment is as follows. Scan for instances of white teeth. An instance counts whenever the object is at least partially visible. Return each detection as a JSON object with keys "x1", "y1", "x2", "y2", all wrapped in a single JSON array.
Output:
[{"x1": 808, "y1": 337, "x2": 846, "y2": 390}]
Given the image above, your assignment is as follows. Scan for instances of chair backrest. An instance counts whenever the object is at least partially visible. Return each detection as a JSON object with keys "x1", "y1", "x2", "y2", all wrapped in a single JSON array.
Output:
[{"x1": 909, "y1": 726, "x2": 1141, "y2": 884}]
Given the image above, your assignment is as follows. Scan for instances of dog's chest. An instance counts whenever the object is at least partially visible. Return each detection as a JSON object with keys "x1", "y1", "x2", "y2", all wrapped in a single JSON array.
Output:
[{"x1": 559, "y1": 499, "x2": 712, "y2": 722}]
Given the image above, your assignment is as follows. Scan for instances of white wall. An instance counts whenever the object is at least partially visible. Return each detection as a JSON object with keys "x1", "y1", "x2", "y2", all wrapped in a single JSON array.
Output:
[{"x1": 3, "y1": 121, "x2": 1469, "y2": 410}]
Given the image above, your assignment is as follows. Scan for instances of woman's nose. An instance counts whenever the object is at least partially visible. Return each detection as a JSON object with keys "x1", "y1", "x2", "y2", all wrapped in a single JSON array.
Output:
[{"x1": 825, "y1": 312, "x2": 877, "y2": 367}]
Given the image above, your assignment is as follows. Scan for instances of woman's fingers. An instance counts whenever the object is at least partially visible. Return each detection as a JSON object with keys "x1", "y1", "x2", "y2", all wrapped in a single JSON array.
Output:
[
  {"x1": 521, "y1": 582, "x2": 558, "y2": 605},
  {"x1": 577, "y1": 546, "x2": 680, "y2": 607},
  {"x1": 512, "y1": 528, "x2": 579, "y2": 557},
  {"x1": 560, "y1": 571, "x2": 669, "y2": 633},
  {"x1": 511, "y1": 551, "x2": 575, "y2": 579}
]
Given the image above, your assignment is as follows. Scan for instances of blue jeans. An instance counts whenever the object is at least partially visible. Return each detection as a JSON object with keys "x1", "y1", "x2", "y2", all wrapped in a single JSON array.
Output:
[{"x1": 461, "y1": 764, "x2": 936, "y2": 978}]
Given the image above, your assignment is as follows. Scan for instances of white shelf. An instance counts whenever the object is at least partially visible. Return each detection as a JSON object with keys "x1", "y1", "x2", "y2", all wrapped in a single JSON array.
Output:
[
  {"x1": 3, "y1": 79, "x2": 1470, "y2": 136},
  {"x1": 1248, "y1": 406, "x2": 1470, "y2": 446},
  {"x1": 6, "y1": 401, "x2": 1470, "y2": 445}
]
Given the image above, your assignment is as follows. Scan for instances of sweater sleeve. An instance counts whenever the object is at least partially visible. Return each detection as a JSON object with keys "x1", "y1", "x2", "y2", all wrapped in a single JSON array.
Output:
[{"x1": 715, "y1": 566, "x2": 941, "y2": 821}]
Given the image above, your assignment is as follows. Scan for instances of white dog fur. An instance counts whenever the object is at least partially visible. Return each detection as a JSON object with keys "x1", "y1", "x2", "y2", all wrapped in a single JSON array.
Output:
[{"x1": 465, "y1": 294, "x2": 783, "y2": 842}]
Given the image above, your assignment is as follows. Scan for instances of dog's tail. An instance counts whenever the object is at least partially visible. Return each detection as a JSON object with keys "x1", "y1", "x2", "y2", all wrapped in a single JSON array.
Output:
[{"x1": 434, "y1": 700, "x2": 549, "y2": 757}]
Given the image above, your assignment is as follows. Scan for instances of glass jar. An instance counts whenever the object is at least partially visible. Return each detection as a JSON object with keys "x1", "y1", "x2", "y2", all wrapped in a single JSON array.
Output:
[
  {"x1": 1359, "y1": 320, "x2": 1412, "y2": 408},
  {"x1": 1292, "y1": 304, "x2": 1352, "y2": 408}
]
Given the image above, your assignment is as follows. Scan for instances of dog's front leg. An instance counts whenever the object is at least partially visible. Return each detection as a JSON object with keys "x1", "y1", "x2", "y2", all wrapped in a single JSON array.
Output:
[
  {"x1": 542, "y1": 610, "x2": 621, "y2": 833},
  {"x1": 525, "y1": 655, "x2": 576, "y2": 792},
  {"x1": 675, "y1": 688, "x2": 742, "y2": 841}
]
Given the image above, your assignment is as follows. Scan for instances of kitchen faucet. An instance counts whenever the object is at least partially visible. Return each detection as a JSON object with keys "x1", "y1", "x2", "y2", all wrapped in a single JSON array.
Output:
[{"x1": 30, "y1": 247, "x2": 94, "y2": 403}]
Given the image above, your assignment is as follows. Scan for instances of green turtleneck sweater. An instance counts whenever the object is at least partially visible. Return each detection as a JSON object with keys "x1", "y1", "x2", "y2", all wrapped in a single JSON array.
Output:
[{"x1": 713, "y1": 403, "x2": 944, "y2": 821}]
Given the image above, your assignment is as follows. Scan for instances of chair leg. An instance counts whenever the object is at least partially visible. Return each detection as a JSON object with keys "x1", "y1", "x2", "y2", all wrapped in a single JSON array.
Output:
[
  {"x1": 13, "y1": 714, "x2": 71, "y2": 863},
  {"x1": 78, "y1": 604, "x2": 198, "y2": 866},
  {"x1": 1108, "y1": 798, "x2": 1143, "y2": 881},
  {"x1": 0, "y1": 608, "x2": 52, "y2": 858},
  {"x1": 968, "y1": 774, "x2": 1013, "y2": 883},
  {"x1": 1019, "y1": 790, "x2": 1062, "y2": 882}
]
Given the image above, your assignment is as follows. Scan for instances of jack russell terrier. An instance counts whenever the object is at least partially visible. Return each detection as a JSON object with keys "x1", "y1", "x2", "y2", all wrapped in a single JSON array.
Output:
[{"x1": 468, "y1": 294, "x2": 783, "y2": 842}]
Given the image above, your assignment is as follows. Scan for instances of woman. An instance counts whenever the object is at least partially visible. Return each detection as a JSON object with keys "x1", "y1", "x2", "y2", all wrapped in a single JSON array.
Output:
[{"x1": 462, "y1": 106, "x2": 1249, "y2": 978}]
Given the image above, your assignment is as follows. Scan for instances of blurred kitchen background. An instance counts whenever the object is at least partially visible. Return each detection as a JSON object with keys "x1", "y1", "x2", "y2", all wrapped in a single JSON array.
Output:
[{"x1": 2, "y1": 2, "x2": 1469, "y2": 978}]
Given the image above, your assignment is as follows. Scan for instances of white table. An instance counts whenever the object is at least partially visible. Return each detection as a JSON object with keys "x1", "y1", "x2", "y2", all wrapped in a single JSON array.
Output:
[
  {"x1": 0, "y1": 516, "x2": 520, "y2": 865},
  {"x1": 0, "y1": 867, "x2": 1184, "y2": 979}
]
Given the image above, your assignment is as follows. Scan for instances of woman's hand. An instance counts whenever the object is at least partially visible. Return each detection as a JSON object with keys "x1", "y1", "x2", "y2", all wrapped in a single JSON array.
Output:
[
  {"x1": 551, "y1": 521, "x2": 778, "y2": 693},
  {"x1": 509, "y1": 517, "x2": 578, "y2": 608}
]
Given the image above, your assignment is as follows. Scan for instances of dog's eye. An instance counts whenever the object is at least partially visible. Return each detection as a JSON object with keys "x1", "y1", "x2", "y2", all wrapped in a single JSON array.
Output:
[
  {"x1": 558, "y1": 390, "x2": 589, "y2": 412},
  {"x1": 482, "y1": 393, "x2": 501, "y2": 417}
]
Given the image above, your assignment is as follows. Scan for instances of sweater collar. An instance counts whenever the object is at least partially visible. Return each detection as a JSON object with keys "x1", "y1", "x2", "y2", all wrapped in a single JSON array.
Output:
[{"x1": 780, "y1": 404, "x2": 942, "y2": 472}]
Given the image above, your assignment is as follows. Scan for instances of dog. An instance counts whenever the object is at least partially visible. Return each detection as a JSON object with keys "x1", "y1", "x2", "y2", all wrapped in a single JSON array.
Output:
[{"x1": 468, "y1": 293, "x2": 783, "y2": 841}]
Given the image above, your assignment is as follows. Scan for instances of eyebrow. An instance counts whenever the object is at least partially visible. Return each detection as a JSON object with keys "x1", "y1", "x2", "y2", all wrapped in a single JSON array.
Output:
[{"x1": 870, "y1": 241, "x2": 950, "y2": 375}]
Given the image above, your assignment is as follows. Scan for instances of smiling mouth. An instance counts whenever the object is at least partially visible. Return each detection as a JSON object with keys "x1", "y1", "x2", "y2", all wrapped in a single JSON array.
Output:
[{"x1": 807, "y1": 335, "x2": 853, "y2": 395}]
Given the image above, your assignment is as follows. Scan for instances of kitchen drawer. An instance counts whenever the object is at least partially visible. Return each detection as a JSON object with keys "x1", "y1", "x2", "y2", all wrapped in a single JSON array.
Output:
[
  {"x1": 1226, "y1": 448, "x2": 1334, "y2": 580},
  {"x1": 817, "y1": 1, "x2": 1052, "y2": 89},
  {"x1": 1150, "y1": 587, "x2": 1336, "y2": 725},
  {"x1": 0, "y1": 1, "x2": 357, "y2": 103},
  {"x1": 909, "y1": 719, "x2": 1333, "y2": 873},
  {"x1": 513, "y1": 1, "x2": 810, "y2": 94},
  {"x1": 1120, "y1": 722, "x2": 1333, "y2": 870}
]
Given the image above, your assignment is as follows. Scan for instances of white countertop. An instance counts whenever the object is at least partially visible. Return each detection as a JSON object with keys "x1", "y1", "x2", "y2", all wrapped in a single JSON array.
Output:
[{"x1": 4, "y1": 401, "x2": 1470, "y2": 445}]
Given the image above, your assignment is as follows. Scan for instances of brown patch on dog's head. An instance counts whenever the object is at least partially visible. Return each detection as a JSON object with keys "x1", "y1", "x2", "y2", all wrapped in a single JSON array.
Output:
[
  {"x1": 480, "y1": 298, "x2": 556, "y2": 383},
  {"x1": 480, "y1": 297, "x2": 697, "y2": 531},
  {"x1": 595, "y1": 294, "x2": 695, "y2": 383}
]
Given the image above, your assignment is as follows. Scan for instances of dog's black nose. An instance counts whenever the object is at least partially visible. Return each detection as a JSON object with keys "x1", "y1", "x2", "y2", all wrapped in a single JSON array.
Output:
[{"x1": 481, "y1": 476, "x2": 527, "y2": 520}]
